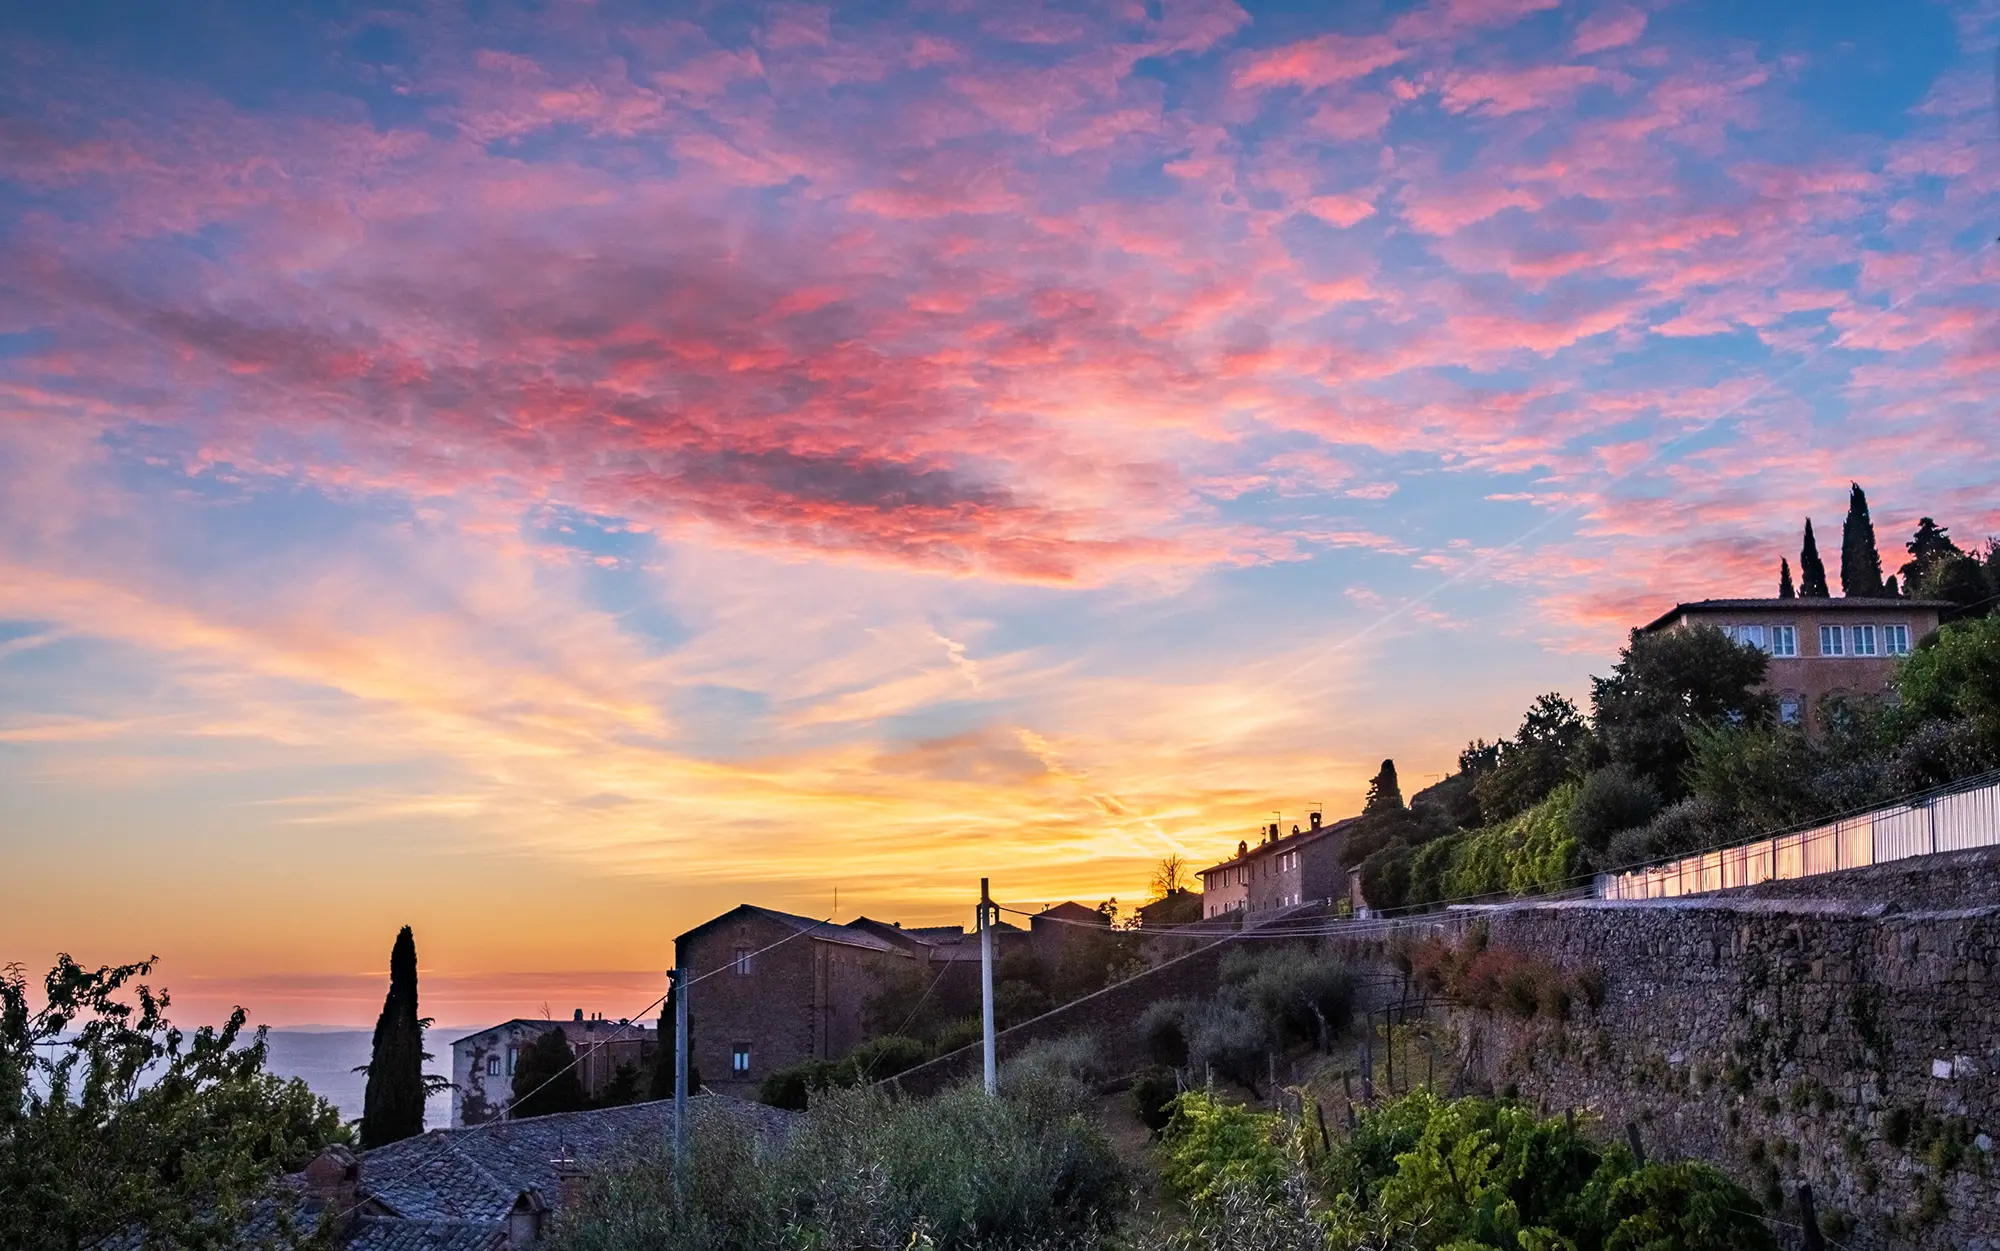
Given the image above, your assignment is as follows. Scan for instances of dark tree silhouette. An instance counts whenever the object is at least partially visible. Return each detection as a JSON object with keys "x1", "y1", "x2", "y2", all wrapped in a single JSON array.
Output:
[
  {"x1": 1363, "y1": 759, "x2": 1404, "y2": 814},
  {"x1": 1840, "y1": 482, "x2": 1886, "y2": 597},
  {"x1": 510, "y1": 1027, "x2": 586, "y2": 1119},
  {"x1": 1778, "y1": 558, "x2": 1795, "y2": 599},
  {"x1": 360, "y1": 927, "x2": 426, "y2": 1148},
  {"x1": 1799, "y1": 519, "x2": 1830, "y2": 598}
]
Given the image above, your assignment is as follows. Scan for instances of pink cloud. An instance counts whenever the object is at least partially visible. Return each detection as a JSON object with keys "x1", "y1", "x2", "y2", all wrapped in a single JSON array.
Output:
[{"x1": 1573, "y1": 4, "x2": 1648, "y2": 55}]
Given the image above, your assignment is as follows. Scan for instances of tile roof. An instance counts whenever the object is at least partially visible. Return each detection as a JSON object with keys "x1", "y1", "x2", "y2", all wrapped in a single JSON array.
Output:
[
  {"x1": 447, "y1": 1018, "x2": 656, "y2": 1048},
  {"x1": 1197, "y1": 814, "x2": 1363, "y2": 876},
  {"x1": 360, "y1": 1096, "x2": 789, "y2": 1226},
  {"x1": 675, "y1": 904, "x2": 912, "y2": 955},
  {"x1": 1640, "y1": 597, "x2": 1951, "y2": 632},
  {"x1": 342, "y1": 1217, "x2": 508, "y2": 1251}
]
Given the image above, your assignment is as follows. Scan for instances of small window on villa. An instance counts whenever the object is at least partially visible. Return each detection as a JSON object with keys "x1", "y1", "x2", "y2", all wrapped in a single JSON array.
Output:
[
  {"x1": 507, "y1": 1048, "x2": 517, "y2": 1076},
  {"x1": 732, "y1": 945, "x2": 754, "y2": 976},
  {"x1": 1852, "y1": 624, "x2": 1877, "y2": 656},
  {"x1": 1734, "y1": 624, "x2": 1767, "y2": 652},
  {"x1": 1884, "y1": 624, "x2": 1910, "y2": 656},
  {"x1": 1778, "y1": 696, "x2": 1801, "y2": 726},
  {"x1": 1819, "y1": 624, "x2": 1844, "y2": 657},
  {"x1": 732, "y1": 1044, "x2": 751, "y2": 1075},
  {"x1": 486, "y1": 1056, "x2": 501, "y2": 1077},
  {"x1": 1771, "y1": 625, "x2": 1797, "y2": 657}
]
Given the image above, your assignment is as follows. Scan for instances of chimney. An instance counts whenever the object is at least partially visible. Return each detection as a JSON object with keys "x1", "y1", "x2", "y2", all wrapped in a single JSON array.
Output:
[
  {"x1": 301, "y1": 1146, "x2": 361, "y2": 1234},
  {"x1": 1237, "y1": 840, "x2": 1248, "y2": 857},
  {"x1": 573, "y1": 1008, "x2": 583, "y2": 1023},
  {"x1": 509, "y1": 1189, "x2": 551, "y2": 1245},
  {"x1": 1310, "y1": 812, "x2": 1322, "y2": 830},
  {"x1": 1292, "y1": 824, "x2": 1300, "y2": 835},
  {"x1": 553, "y1": 1146, "x2": 587, "y2": 1208}
]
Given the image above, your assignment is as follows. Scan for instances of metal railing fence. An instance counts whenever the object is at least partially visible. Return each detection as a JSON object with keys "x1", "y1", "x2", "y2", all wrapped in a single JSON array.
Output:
[{"x1": 1595, "y1": 775, "x2": 2000, "y2": 901}]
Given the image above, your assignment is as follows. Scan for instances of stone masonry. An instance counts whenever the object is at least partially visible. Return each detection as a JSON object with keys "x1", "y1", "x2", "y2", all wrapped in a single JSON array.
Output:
[{"x1": 1439, "y1": 875, "x2": 1999, "y2": 1251}]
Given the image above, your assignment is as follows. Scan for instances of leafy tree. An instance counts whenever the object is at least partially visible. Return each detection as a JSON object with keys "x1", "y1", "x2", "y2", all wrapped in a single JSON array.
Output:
[
  {"x1": 1895, "y1": 616, "x2": 2000, "y2": 757},
  {"x1": 1567, "y1": 766, "x2": 1663, "y2": 855},
  {"x1": 510, "y1": 1027, "x2": 587, "y2": 1119},
  {"x1": 1473, "y1": 693, "x2": 1588, "y2": 822},
  {"x1": 1916, "y1": 553, "x2": 1992, "y2": 620},
  {"x1": 1591, "y1": 626, "x2": 1771, "y2": 799},
  {"x1": 1363, "y1": 759, "x2": 1404, "y2": 813},
  {"x1": 1358, "y1": 842, "x2": 1412, "y2": 911},
  {"x1": 1798, "y1": 518, "x2": 1830, "y2": 598},
  {"x1": 1777, "y1": 558, "x2": 1795, "y2": 599},
  {"x1": 359, "y1": 925, "x2": 426, "y2": 1149},
  {"x1": 1459, "y1": 738, "x2": 1501, "y2": 775},
  {"x1": 2, "y1": 955, "x2": 347, "y2": 1251},
  {"x1": 1901, "y1": 516, "x2": 1961, "y2": 588},
  {"x1": 1840, "y1": 482, "x2": 1886, "y2": 597}
]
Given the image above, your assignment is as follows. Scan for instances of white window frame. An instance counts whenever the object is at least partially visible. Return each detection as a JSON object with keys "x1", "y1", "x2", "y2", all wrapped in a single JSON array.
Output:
[
  {"x1": 1884, "y1": 624, "x2": 1910, "y2": 656},
  {"x1": 507, "y1": 1048, "x2": 517, "y2": 1075},
  {"x1": 732, "y1": 945, "x2": 754, "y2": 976},
  {"x1": 1819, "y1": 624, "x2": 1844, "y2": 657},
  {"x1": 1770, "y1": 625, "x2": 1797, "y2": 658},
  {"x1": 732, "y1": 1044, "x2": 751, "y2": 1075},
  {"x1": 1778, "y1": 696, "x2": 1802, "y2": 726},
  {"x1": 1852, "y1": 624, "x2": 1877, "y2": 657}
]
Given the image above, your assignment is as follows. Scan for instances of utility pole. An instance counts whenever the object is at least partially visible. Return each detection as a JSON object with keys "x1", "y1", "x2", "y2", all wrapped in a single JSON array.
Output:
[
  {"x1": 980, "y1": 877, "x2": 997, "y2": 1096},
  {"x1": 671, "y1": 965, "x2": 689, "y2": 1179}
]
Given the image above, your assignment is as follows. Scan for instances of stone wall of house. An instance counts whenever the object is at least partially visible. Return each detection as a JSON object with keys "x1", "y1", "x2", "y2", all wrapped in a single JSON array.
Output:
[{"x1": 1436, "y1": 883, "x2": 1999, "y2": 1251}]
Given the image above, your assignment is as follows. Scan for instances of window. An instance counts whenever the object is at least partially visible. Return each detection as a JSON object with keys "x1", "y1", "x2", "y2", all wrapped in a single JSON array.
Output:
[
  {"x1": 1770, "y1": 625, "x2": 1797, "y2": 657},
  {"x1": 732, "y1": 945, "x2": 754, "y2": 976},
  {"x1": 1726, "y1": 624, "x2": 1767, "y2": 652},
  {"x1": 486, "y1": 1056, "x2": 501, "y2": 1077},
  {"x1": 732, "y1": 1044, "x2": 752, "y2": 1075},
  {"x1": 1852, "y1": 624, "x2": 1877, "y2": 657},
  {"x1": 1778, "y1": 696, "x2": 1801, "y2": 726},
  {"x1": 507, "y1": 1048, "x2": 517, "y2": 1075},
  {"x1": 1885, "y1": 624, "x2": 1911, "y2": 656},
  {"x1": 1819, "y1": 624, "x2": 1844, "y2": 656}
]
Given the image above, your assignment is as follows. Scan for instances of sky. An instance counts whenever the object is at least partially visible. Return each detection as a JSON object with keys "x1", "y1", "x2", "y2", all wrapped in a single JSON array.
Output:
[{"x1": 2, "y1": 0, "x2": 1996, "y2": 1027}]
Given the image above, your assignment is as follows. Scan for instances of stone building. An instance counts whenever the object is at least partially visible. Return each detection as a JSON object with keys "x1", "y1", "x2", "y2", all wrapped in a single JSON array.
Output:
[
  {"x1": 450, "y1": 1012, "x2": 656, "y2": 1127},
  {"x1": 675, "y1": 906, "x2": 988, "y2": 1097},
  {"x1": 1638, "y1": 597, "x2": 1946, "y2": 736},
  {"x1": 1196, "y1": 812, "x2": 1361, "y2": 921}
]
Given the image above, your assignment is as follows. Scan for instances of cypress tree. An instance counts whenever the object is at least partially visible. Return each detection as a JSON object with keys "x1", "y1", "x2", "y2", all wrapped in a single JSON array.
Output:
[
  {"x1": 1840, "y1": 482, "x2": 1885, "y2": 597},
  {"x1": 1798, "y1": 519, "x2": 1830, "y2": 598},
  {"x1": 1778, "y1": 559, "x2": 1795, "y2": 599},
  {"x1": 360, "y1": 926, "x2": 426, "y2": 1148},
  {"x1": 1363, "y1": 759, "x2": 1403, "y2": 814}
]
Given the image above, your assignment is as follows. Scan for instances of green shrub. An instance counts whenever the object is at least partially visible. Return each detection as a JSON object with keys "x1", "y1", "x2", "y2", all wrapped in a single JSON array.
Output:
[
  {"x1": 1220, "y1": 947, "x2": 1357, "y2": 1050},
  {"x1": 843, "y1": 1035, "x2": 930, "y2": 1083},
  {"x1": 1158, "y1": 1091, "x2": 1290, "y2": 1208},
  {"x1": 1130, "y1": 1065, "x2": 1180, "y2": 1135},
  {"x1": 1568, "y1": 766, "x2": 1663, "y2": 853},
  {"x1": 1184, "y1": 1001, "x2": 1267, "y2": 1095},
  {"x1": 1505, "y1": 783, "x2": 1582, "y2": 894},
  {"x1": 1137, "y1": 998, "x2": 1194, "y2": 1068},
  {"x1": 552, "y1": 1083, "x2": 1128, "y2": 1251}
]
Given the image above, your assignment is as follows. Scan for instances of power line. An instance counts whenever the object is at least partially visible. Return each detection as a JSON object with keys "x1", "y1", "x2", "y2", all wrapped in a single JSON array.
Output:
[{"x1": 327, "y1": 915, "x2": 835, "y2": 1225}]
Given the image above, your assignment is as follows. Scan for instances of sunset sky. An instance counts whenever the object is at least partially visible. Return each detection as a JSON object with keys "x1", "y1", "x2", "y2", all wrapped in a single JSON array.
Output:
[{"x1": 3, "y1": 0, "x2": 1996, "y2": 1027}]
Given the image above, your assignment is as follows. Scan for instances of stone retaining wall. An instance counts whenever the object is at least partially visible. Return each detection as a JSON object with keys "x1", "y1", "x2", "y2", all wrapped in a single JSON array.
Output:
[{"x1": 1442, "y1": 889, "x2": 1998, "y2": 1251}]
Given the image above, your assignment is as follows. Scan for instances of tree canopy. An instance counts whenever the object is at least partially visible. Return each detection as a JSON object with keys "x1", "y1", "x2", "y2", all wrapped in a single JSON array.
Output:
[
  {"x1": 2, "y1": 955, "x2": 347, "y2": 1251},
  {"x1": 1590, "y1": 626, "x2": 1771, "y2": 800},
  {"x1": 511, "y1": 1027, "x2": 587, "y2": 1119}
]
